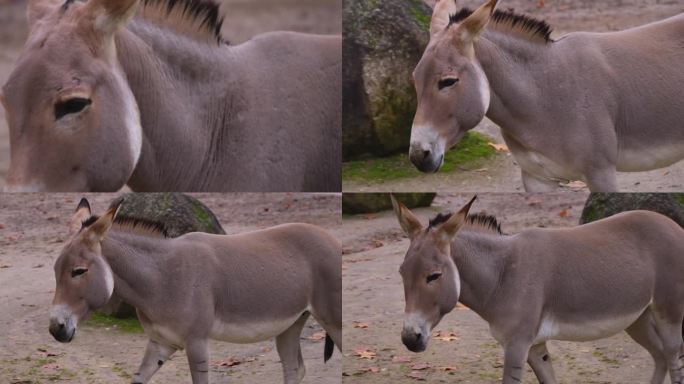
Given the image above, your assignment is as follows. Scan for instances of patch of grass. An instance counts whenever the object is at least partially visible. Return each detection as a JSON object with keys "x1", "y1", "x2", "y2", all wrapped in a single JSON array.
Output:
[
  {"x1": 342, "y1": 132, "x2": 498, "y2": 182},
  {"x1": 85, "y1": 312, "x2": 144, "y2": 334},
  {"x1": 408, "y1": 0, "x2": 431, "y2": 30}
]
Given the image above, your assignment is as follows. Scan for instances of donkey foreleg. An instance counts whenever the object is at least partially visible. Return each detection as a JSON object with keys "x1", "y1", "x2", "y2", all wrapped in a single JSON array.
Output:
[
  {"x1": 584, "y1": 167, "x2": 618, "y2": 192},
  {"x1": 131, "y1": 339, "x2": 176, "y2": 384},
  {"x1": 521, "y1": 170, "x2": 559, "y2": 192},
  {"x1": 502, "y1": 340, "x2": 533, "y2": 384},
  {"x1": 186, "y1": 339, "x2": 210, "y2": 384},
  {"x1": 276, "y1": 312, "x2": 310, "y2": 384},
  {"x1": 625, "y1": 310, "x2": 667, "y2": 384},
  {"x1": 527, "y1": 343, "x2": 557, "y2": 384}
]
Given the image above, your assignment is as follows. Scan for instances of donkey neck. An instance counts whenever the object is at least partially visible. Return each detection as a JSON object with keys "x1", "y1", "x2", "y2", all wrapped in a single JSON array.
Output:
[
  {"x1": 451, "y1": 230, "x2": 509, "y2": 318},
  {"x1": 113, "y1": 21, "x2": 245, "y2": 191},
  {"x1": 100, "y1": 230, "x2": 170, "y2": 311},
  {"x1": 474, "y1": 32, "x2": 553, "y2": 133}
]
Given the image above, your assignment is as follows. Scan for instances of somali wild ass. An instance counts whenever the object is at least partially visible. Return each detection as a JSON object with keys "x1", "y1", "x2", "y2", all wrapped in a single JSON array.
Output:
[
  {"x1": 391, "y1": 195, "x2": 684, "y2": 384},
  {"x1": 2, "y1": 0, "x2": 341, "y2": 192},
  {"x1": 49, "y1": 198, "x2": 341, "y2": 383},
  {"x1": 409, "y1": 0, "x2": 684, "y2": 191}
]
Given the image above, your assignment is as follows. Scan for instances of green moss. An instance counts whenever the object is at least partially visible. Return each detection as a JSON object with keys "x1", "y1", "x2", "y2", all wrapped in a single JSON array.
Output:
[
  {"x1": 673, "y1": 193, "x2": 684, "y2": 207},
  {"x1": 86, "y1": 312, "x2": 144, "y2": 334},
  {"x1": 408, "y1": 0, "x2": 430, "y2": 30},
  {"x1": 342, "y1": 132, "x2": 498, "y2": 182},
  {"x1": 192, "y1": 201, "x2": 212, "y2": 227}
]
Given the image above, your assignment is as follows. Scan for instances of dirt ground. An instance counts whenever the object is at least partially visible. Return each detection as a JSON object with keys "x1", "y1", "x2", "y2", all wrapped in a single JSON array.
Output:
[
  {"x1": 0, "y1": 193, "x2": 342, "y2": 383},
  {"x1": 0, "y1": 0, "x2": 341, "y2": 189},
  {"x1": 343, "y1": 0, "x2": 684, "y2": 193},
  {"x1": 341, "y1": 192, "x2": 670, "y2": 383}
]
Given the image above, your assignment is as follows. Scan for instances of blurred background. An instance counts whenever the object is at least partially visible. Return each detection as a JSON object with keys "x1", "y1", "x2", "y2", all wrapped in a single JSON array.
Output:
[{"x1": 0, "y1": 0, "x2": 342, "y2": 189}]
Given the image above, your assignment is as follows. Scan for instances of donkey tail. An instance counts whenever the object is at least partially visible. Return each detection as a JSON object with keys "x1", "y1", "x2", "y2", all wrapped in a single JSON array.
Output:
[{"x1": 324, "y1": 333, "x2": 334, "y2": 362}]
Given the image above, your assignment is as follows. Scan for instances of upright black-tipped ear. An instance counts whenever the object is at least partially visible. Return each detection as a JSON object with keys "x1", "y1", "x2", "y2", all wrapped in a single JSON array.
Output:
[
  {"x1": 441, "y1": 195, "x2": 477, "y2": 238},
  {"x1": 69, "y1": 198, "x2": 92, "y2": 235},
  {"x1": 77, "y1": 198, "x2": 91, "y2": 212},
  {"x1": 86, "y1": 196, "x2": 124, "y2": 242}
]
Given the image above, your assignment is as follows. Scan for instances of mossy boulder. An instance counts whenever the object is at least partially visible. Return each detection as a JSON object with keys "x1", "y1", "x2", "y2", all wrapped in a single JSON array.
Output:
[
  {"x1": 580, "y1": 193, "x2": 684, "y2": 227},
  {"x1": 343, "y1": 0, "x2": 432, "y2": 160},
  {"x1": 343, "y1": 193, "x2": 436, "y2": 214},
  {"x1": 100, "y1": 193, "x2": 225, "y2": 318}
]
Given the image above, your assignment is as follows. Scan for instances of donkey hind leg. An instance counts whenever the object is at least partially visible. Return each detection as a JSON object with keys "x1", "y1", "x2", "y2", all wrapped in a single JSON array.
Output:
[
  {"x1": 626, "y1": 310, "x2": 667, "y2": 384},
  {"x1": 130, "y1": 339, "x2": 177, "y2": 384},
  {"x1": 652, "y1": 313, "x2": 684, "y2": 384},
  {"x1": 186, "y1": 338, "x2": 210, "y2": 384},
  {"x1": 276, "y1": 312, "x2": 310, "y2": 384},
  {"x1": 502, "y1": 340, "x2": 533, "y2": 384},
  {"x1": 521, "y1": 170, "x2": 559, "y2": 193},
  {"x1": 527, "y1": 343, "x2": 557, "y2": 384}
]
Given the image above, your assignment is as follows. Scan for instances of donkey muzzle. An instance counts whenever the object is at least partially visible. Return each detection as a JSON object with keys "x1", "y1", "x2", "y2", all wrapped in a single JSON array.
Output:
[
  {"x1": 401, "y1": 327, "x2": 428, "y2": 352},
  {"x1": 409, "y1": 142, "x2": 444, "y2": 173},
  {"x1": 49, "y1": 319, "x2": 75, "y2": 343}
]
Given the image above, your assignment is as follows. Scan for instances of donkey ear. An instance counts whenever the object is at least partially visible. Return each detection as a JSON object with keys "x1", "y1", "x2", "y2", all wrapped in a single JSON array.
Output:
[
  {"x1": 391, "y1": 194, "x2": 424, "y2": 239},
  {"x1": 85, "y1": 0, "x2": 138, "y2": 35},
  {"x1": 69, "y1": 198, "x2": 92, "y2": 235},
  {"x1": 430, "y1": 0, "x2": 458, "y2": 37},
  {"x1": 459, "y1": 0, "x2": 498, "y2": 42},
  {"x1": 441, "y1": 196, "x2": 477, "y2": 238},
  {"x1": 87, "y1": 197, "x2": 123, "y2": 241}
]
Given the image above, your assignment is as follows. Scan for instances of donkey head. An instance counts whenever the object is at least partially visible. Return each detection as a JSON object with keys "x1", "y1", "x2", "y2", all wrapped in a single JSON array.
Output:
[
  {"x1": 49, "y1": 198, "x2": 121, "y2": 342},
  {"x1": 391, "y1": 195, "x2": 476, "y2": 352},
  {"x1": 2, "y1": 0, "x2": 142, "y2": 192},
  {"x1": 409, "y1": 0, "x2": 498, "y2": 172}
]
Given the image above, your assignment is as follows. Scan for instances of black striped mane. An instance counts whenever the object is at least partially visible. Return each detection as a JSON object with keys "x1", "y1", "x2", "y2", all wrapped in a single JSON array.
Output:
[
  {"x1": 448, "y1": 7, "x2": 553, "y2": 43},
  {"x1": 82, "y1": 215, "x2": 169, "y2": 238},
  {"x1": 428, "y1": 212, "x2": 503, "y2": 235}
]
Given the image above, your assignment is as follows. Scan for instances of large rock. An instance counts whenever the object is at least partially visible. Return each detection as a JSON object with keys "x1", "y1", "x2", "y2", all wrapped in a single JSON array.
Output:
[
  {"x1": 580, "y1": 193, "x2": 684, "y2": 227},
  {"x1": 343, "y1": 0, "x2": 432, "y2": 160},
  {"x1": 100, "y1": 193, "x2": 225, "y2": 318},
  {"x1": 343, "y1": 193, "x2": 436, "y2": 214}
]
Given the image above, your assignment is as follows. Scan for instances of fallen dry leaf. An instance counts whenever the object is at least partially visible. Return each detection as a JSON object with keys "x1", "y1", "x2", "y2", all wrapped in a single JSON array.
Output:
[
  {"x1": 213, "y1": 356, "x2": 242, "y2": 367},
  {"x1": 406, "y1": 371, "x2": 427, "y2": 380},
  {"x1": 353, "y1": 348, "x2": 377, "y2": 360},
  {"x1": 357, "y1": 366, "x2": 380, "y2": 374},
  {"x1": 564, "y1": 180, "x2": 587, "y2": 189},
  {"x1": 353, "y1": 321, "x2": 369, "y2": 329},
  {"x1": 487, "y1": 142, "x2": 509, "y2": 152},
  {"x1": 41, "y1": 363, "x2": 60, "y2": 370},
  {"x1": 433, "y1": 330, "x2": 458, "y2": 342},
  {"x1": 392, "y1": 356, "x2": 412, "y2": 363},
  {"x1": 307, "y1": 331, "x2": 326, "y2": 341},
  {"x1": 411, "y1": 362, "x2": 431, "y2": 370},
  {"x1": 455, "y1": 303, "x2": 469, "y2": 310},
  {"x1": 558, "y1": 209, "x2": 568, "y2": 218},
  {"x1": 440, "y1": 365, "x2": 459, "y2": 371}
]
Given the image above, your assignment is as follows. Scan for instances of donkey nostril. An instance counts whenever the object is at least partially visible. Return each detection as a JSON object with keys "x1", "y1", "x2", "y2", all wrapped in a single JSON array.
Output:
[
  {"x1": 422, "y1": 150, "x2": 430, "y2": 160},
  {"x1": 414, "y1": 332, "x2": 422, "y2": 340}
]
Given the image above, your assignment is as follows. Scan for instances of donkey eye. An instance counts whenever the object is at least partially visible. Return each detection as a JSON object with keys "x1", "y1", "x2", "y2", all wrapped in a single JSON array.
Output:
[
  {"x1": 55, "y1": 98, "x2": 91, "y2": 120},
  {"x1": 71, "y1": 267, "x2": 88, "y2": 278},
  {"x1": 438, "y1": 78, "x2": 459, "y2": 90},
  {"x1": 426, "y1": 272, "x2": 442, "y2": 283}
]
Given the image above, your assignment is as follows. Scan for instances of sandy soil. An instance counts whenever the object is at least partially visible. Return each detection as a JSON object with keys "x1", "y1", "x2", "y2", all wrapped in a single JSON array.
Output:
[
  {"x1": 343, "y1": 0, "x2": 684, "y2": 193},
  {"x1": 340, "y1": 192, "x2": 671, "y2": 383},
  {"x1": 0, "y1": 193, "x2": 341, "y2": 383},
  {"x1": 0, "y1": 0, "x2": 341, "y2": 189}
]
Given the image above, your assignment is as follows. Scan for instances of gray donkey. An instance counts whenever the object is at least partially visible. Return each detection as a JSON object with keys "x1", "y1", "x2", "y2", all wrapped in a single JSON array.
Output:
[
  {"x1": 391, "y1": 195, "x2": 684, "y2": 384},
  {"x1": 2, "y1": 0, "x2": 340, "y2": 192},
  {"x1": 49, "y1": 198, "x2": 342, "y2": 383},
  {"x1": 409, "y1": 0, "x2": 684, "y2": 191}
]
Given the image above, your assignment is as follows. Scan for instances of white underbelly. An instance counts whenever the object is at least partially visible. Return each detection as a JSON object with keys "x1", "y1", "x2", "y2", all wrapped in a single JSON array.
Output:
[
  {"x1": 210, "y1": 311, "x2": 306, "y2": 344},
  {"x1": 512, "y1": 149, "x2": 580, "y2": 182},
  {"x1": 533, "y1": 309, "x2": 646, "y2": 344},
  {"x1": 618, "y1": 143, "x2": 684, "y2": 172}
]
